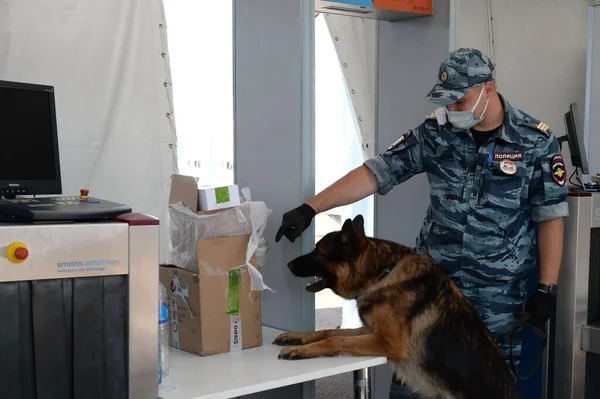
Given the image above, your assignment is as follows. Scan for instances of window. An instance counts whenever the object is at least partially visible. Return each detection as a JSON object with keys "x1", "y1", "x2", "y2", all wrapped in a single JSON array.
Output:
[{"x1": 163, "y1": 0, "x2": 234, "y2": 187}]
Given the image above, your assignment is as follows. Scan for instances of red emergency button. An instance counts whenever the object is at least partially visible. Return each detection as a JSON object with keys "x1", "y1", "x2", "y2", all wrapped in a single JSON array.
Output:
[
  {"x1": 7, "y1": 242, "x2": 29, "y2": 264},
  {"x1": 14, "y1": 247, "x2": 28, "y2": 260}
]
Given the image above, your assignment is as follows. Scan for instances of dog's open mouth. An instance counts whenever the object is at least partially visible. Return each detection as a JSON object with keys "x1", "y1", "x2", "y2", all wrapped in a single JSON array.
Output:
[{"x1": 306, "y1": 276, "x2": 327, "y2": 292}]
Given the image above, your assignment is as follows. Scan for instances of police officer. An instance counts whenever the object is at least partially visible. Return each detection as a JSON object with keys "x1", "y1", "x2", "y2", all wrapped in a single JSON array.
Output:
[{"x1": 275, "y1": 48, "x2": 568, "y2": 398}]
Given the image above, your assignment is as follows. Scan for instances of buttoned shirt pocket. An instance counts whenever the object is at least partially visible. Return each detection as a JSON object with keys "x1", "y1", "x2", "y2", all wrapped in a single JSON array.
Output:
[{"x1": 477, "y1": 161, "x2": 527, "y2": 210}]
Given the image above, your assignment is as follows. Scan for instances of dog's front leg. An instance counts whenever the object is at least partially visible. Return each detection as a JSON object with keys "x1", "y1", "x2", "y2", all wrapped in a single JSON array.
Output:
[
  {"x1": 273, "y1": 327, "x2": 368, "y2": 346},
  {"x1": 278, "y1": 334, "x2": 390, "y2": 360}
]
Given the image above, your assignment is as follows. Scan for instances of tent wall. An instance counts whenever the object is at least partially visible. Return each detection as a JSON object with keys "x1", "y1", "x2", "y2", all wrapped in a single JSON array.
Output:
[
  {"x1": 234, "y1": 0, "x2": 315, "y2": 398},
  {"x1": 372, "y1": 0, "x2": 450, "y2": 396},
  {"x1": 456, "y1": 0, "x2": 588, "y2": 174},
  {"x1": 0, "y1": 0, "x2": 176, "y2": 261}
]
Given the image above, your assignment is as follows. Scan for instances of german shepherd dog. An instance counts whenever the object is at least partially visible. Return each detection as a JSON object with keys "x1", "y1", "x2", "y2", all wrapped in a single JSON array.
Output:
[{"x1": 273, "y1": 215, "x2": 519, "y2": 399}]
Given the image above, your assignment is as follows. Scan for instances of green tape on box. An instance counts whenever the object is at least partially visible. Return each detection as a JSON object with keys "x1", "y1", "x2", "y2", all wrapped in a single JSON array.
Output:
[
  {"x1": 215, "y1": 186, "x2": 231, "y2": 204},
  {"x1": 227, "y1": 269, "x2": 241, "y2": 315}
]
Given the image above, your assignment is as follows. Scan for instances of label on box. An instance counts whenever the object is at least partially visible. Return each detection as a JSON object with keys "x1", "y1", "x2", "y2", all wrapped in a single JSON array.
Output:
[
  {"x1": 215, "y1": 186, "x2": 231, "y2": 204},
  {"x1": 230, "y1": 315, "x2": 242, "y2": 352}
]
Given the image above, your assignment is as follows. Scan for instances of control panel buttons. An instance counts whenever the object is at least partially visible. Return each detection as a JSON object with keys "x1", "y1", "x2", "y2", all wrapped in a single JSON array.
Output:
[{"x1": 7, "y1": 242, "x2": 29, "y2": 263}]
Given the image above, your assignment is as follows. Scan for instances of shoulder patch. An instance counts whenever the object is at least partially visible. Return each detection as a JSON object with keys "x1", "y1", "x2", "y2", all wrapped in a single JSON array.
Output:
[
  {"x1": 388, "y1": 131, "x2": 412, "y2": 151},
  {"x1": 524, "y1": 118, "x2": 551, "y2": 135},
  {"x1": 535, "y1": 121, "x2": 550, "y2": 133},
  {"x1": 551, "y1": 154, "x2": 567, "y2": 186},
  {"x1": 426, "y1": 112, "x2": 436, "y2": 119}
]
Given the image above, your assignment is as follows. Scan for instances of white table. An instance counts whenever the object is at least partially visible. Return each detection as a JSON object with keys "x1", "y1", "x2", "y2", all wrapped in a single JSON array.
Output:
[{"x1": 160, "y1": 326, "x2": 388, "y2": 399}]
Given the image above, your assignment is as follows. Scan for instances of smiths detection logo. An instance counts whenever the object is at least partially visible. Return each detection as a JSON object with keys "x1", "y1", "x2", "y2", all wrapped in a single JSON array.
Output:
[{"x1": 57, "y1": 259, "x2": 120, "y2": 273}]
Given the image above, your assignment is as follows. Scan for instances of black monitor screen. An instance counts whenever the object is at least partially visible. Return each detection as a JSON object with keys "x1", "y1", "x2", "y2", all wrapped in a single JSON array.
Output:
[
  {"x1": 564, "y1": 102, "x2": 589, "y2": 175},
  {"x1": 0, "y1": 85, "x2": 58, "y2": 180}
]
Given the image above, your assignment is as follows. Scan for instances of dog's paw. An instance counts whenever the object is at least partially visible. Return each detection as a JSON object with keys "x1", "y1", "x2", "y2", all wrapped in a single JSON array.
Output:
[
  {"x1": 273, "y1": 332, "x2": 307, "y2": 346},
  {"x1": 278, "y1": 346, "x2": 304, "y2": 360}
]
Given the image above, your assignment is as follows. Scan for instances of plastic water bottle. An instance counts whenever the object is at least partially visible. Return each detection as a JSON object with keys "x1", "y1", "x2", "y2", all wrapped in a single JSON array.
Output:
[{"x1": 158, "y1": 282, "x2": 170, "y2": 387}]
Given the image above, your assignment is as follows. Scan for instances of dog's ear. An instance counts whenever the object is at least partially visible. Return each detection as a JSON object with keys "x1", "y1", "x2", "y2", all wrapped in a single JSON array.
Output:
[
  {"x1": 352, "y1": 215, "x2": 365, "y2": 237},
  {"x1": 341, "y1": 218, "x2": 356, "y2": 245}
]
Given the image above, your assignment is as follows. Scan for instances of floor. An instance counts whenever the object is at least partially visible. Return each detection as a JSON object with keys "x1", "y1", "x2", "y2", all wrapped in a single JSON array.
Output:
[{"x1": 315, "y1": 289, "x2": 354, "y2": 399}]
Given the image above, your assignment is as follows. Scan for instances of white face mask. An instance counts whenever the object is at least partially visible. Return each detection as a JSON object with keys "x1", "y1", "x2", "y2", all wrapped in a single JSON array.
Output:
[{"x1": 445, "y1": 85, "x2": 489, "y2": 130}]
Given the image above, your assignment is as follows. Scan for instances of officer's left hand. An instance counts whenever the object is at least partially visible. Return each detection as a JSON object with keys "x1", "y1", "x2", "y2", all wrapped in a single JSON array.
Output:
[{"x1": 525, "y1": 290, "x2": 556, "y2": 326}]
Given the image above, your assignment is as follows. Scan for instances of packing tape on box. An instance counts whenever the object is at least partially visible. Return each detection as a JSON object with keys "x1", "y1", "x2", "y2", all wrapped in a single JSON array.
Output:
[
  {"x1": 227, "y1": 269, "x2": 241, "y2": 315},
  {"x1": 170, "y1": 274, "x2": 197, "y2": 320},
  {"x1": 198, "y1": 257, "x2": 273, "y2": 300}
]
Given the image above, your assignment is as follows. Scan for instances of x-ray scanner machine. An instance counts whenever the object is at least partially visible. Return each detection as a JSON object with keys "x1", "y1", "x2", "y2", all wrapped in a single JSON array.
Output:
[
  {"x1": 551, "y1": 101, "x2": 600, "y2": 399},
  {"x1": 0, "y1": 79, "x2": 159, "y2": 399}
]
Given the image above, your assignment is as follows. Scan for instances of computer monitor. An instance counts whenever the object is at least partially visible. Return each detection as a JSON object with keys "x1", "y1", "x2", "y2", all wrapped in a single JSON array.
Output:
[
  {"x1": 0, "y1": 80, "x2": 62, "y2": 198},
  {"x1": 561, "y1": 102, "x2": 589, "y2": 175}
]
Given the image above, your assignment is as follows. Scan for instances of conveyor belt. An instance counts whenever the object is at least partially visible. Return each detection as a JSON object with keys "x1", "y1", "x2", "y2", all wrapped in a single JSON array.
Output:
[{"x1": 0, "y1": 276, "x2": 128, "y2": 399}]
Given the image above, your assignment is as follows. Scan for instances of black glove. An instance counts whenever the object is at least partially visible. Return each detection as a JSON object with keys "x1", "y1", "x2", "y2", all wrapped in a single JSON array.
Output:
[
  {"x1": 275, "y1": 204, "x2": 316, "y2": 243},
  {"x1": 525, "y1": 290, "x2": 556, "y2": 326}
]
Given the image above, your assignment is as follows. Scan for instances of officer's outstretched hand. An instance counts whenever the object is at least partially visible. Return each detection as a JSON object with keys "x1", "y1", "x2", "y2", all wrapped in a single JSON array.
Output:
[
  {"x1": 275, "y1": 204, "x2": 316, "y2": 243},
  {"x1": 525, "y1": 290, "x2": 556, "y2": 326}
]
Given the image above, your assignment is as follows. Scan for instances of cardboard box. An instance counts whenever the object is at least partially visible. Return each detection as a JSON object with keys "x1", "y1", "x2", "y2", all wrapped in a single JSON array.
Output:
[
  {"x1": 159, "y1": 234, "x2": 262, "y2": 356},
  {"x1": 199, "y1": 185, "x2": 241, "y2": 211},
  {"x1": 169, "y1": 174, "x2": 201, "y2": 212},
  {"x1": 168, "y1": 174, "x2": 240, "y2": 213},
  {"x1": 165, "y1": 174, "x2": 265, "y2": 356}
]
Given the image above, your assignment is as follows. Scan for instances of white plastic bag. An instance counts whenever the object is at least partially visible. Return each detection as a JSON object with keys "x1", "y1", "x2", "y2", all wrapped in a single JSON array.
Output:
[{"x1": 167, "y1": 187, "x2": 273, "y2": 292}]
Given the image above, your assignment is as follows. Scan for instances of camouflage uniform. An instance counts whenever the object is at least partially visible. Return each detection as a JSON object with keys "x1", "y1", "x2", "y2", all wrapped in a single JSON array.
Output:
[{"x1": 363, "y1": 48, "x2": 569, "y2": 397}]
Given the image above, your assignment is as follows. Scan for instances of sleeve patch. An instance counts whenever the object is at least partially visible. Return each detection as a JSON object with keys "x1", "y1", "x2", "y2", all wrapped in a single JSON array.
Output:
[
  {"x1": 551, "y1": 155, "x2": 567, "y2": 186},
  {"x1": 387, "y1": 131, "x2": 412, "y2": 151}
]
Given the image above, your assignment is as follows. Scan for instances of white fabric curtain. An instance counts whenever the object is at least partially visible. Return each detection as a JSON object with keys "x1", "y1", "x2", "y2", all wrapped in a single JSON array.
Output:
[
  {"x1": 0, "y1": 0, "x2": 176, "y2": 261},
  {"x1": 315, "y1": 14, "x2": 374, "y2": 238},
  {"x1": 323, "y1": 14, "x2": 377, "y2": 159}
]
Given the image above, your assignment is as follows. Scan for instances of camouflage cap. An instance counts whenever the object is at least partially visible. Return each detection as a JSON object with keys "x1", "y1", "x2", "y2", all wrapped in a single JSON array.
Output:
[{"x1": 426, "y1": 48, "x2": 495, "y2": 106}]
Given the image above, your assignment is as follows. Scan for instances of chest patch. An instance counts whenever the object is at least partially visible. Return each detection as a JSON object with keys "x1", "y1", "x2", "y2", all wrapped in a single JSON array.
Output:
[
  {"x1": 493, "y1": 152, "x2": 524, "y2": 161},
  {"x1": 551, "y1": 155, "x2": 566, "y2": 186},
  {"x1": 500, "y1": 159, "x2": 518, "y2": 175}
]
